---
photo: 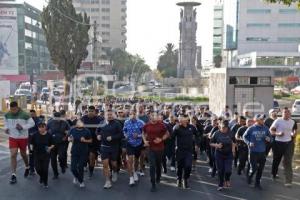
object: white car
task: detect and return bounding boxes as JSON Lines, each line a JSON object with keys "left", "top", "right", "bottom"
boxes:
{"left": 292, "top": 99, "right": 300, "bottom": 113}
{"left": 291, "top": 86, "right": 300, "bottom": 95}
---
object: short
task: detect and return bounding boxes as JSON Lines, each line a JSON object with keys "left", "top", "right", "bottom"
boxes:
{"left": 101, "top": 147, "right": 119, "bottom": 161}
{"left": 127, "top": 144, "right": 143, "bottom": 158}
{"left": 89, "top": 142, "right": 100, "bottom": 155}
{"left": 9, "top": 137, "right": 28, "bottom": 151}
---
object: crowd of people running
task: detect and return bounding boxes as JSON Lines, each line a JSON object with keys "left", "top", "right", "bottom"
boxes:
{"left": 3, "top": 98, "right": 298, "bottom": 192}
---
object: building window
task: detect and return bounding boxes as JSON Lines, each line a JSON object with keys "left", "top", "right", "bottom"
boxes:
{"left": 25, "top": 42, "right": 32, "bottom": 49}
{"left": 121, "top": 16, "right": 126, "bottom": 20}
{"left": 101, "top": 8, "right": 110, "bottom": 12}
{"left": 250, "top": 77, "right": 258, "bottom": 85}
{"left": 246, "top": 37, "right": 269, "bottom": 42}
{"left": 278, "top": 23, "right": 300, "bottom": 28}
{"left": 91, "top": 0, "right": 99, "bottom": 4}
{"left": 278, "top": 37, "right": 300, "bottom": 43}
{"left": 102, "top": 16, "right": 110, "bottom": 20}
{"left": 102, "top": 32, "right": 110, "bottom": 36}
{"left": 102, "top": 39, "right": 109, "bottom": 43}
{"left": 101, "top": 0, "right": 110, "bottom": 4}
{"left": 247, "top": 9, "right": 271, "bottom": 14}
{"left": 259, "top": 77, "right": 271, "bottom": 85}
{"left": 279, "top": 9, "right": 298, "bottom": 14}
{"left": 25, "top": 16, "right": 31, "bottom": 24}
{"left": 121, "top": 1, "right": 126, "bottom": 5}
{"left": 101, "top": 24, "right": 110, "bottom": 28}
{"left": 247, "top": 23, "right": 270, "bottom": 28}
{"left": 121, "top": 8, "right": 126, "bottom": 12}
{"left": 25, "top": 29, "right": 36, "bottom": 38}
{"left": 91, "top": 8, "right": 100, "bottom": 12}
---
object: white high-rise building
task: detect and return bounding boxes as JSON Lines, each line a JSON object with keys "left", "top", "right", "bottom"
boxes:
{"left": 73, "top": 0, "right": 127, "bottom": 63}
{"left": 237, "top": 0, "right": 300, "bottom": 54}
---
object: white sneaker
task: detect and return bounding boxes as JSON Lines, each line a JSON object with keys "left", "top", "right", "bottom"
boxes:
{"left": 170, "top": 166, "right": 176, "bottom": 172}
{"left": 129, "top": 177, "right": 135, "bottom": 186}
{"left": 73, "top": 178, "right": 78, "bottom": 185}
{"left": 139, "top": 171, "right": 145, "bottom": 176}
{"left": 104, "top": 180, "right": 112, "bottom": 189}
{"left": 208, "top": 168, "right": 213, "bottom": 173}
{"left": 133, "top": 172, "right": 139, "bottom": 182}
{"left": 79, "top": 182, "right": 85, "bottom": 188}
{"left": 111, "top": 172, "right": 118, "bottom": 183}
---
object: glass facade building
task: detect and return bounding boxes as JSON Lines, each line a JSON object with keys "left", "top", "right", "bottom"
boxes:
{"left": 0, "top": 1, "right": 51, "bottom": 75}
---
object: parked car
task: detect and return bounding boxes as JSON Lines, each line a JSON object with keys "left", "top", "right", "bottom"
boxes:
{"left": 52, "top": 90, "right": 61, "bottom": 103}
{"left": 41, "top": 87, "right": 50, "bottom": 101}
{"left": 292, "top": 99, "right": 300, "bottom": 114}
{"left": 14, "top": 89, "right": 32, "bottom": 103}
{"left": 290, "top": 86, "right": 300, "bottom": 95}
{"left": 274, "top": 86, "right": 290, "bottom": 96}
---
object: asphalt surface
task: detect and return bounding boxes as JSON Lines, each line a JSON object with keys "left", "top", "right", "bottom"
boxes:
{"left": 0, "top": 137, "right": 300, "bottom": 200}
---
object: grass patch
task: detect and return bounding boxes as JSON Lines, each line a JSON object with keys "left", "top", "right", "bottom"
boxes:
{"left": 143, "top": 96, "right": 209, "bottom": 103}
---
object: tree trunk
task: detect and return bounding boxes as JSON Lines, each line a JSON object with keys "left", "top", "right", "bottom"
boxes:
{"left": 63, "top": 77, "right": 71, "bottom": 111}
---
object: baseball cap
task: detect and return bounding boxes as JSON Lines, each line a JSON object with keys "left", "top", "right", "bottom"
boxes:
{"left": 254, "top": 114, "right": 266, "bottom": 120}
{"left": 269, "top": 109, "right": 276, "bottom": 115}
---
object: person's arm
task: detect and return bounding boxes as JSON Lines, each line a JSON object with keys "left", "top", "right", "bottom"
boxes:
{"left": 235, "top": 127, "right": 243, "bottom": 141}
{"left": 210, "top": 132, "right": 222, "bottom": 149}
{"left": 123, "top": 121, "right": 129, "bottom": 138}
{"left": 292, "top": 120, "right": 298, "bottom": 138}
{"left": 270, "top": 119, "right": 282, "bottom": 137}
{"left": 4, "top": 117, "right": 9, "bottom": 134}
{"left": 243, "top": 127, "right": 251, "bottom": 145}
{"left": 81, "top": 129, "right": 92, "bottom": 143}
{"left": 142, "top": 126, "right": 149, "bottom": 146}
{"left": 22, "top": 117, "right": 35, "bottom": 130}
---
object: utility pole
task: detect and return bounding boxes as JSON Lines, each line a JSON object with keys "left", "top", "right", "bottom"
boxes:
{"left": 92, "top": 20, "right": 97, "bottom": 97}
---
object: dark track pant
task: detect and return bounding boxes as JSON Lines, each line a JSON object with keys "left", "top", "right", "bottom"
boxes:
{"left": 148, "top": 150, "right": 163, "bottom": 187}
{"left": 162, "top": 141, "right": 175, "bottom": 171}
{"left": 35, "top": 157, "right": 50, "bottom": 185}
{"left": 249, "top": 152, "right": 266, "bottom": 185}
{"left": 237, "top": 146, "right": 248, "bottom": 174}
{"left": 176, "top": 150, "right": 193, "bottom": 180}
{"left": 50, "top": 143, "right": 67, "bottom": 176}
{"left": 215, "top": 151, "right": 233, "bottom": 187}
{"left": 272, "top": 141, "right": 294, "bottom": 184}
{"left": 71, "top": 154, "right": 87, "bottom": 183}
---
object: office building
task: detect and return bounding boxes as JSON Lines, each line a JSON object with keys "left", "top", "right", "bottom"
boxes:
{"left": 0, "top": 0, "right": 51, "bottom": 76}
{"left": 73, "top": 0, "right": 127, "bottom": 64}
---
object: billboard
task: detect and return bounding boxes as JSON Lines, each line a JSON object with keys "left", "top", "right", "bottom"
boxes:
{"left": 0, "top": 8, "right": 18, "bottom": 75}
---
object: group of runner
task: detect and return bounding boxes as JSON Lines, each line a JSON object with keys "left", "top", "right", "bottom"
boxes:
{"left": 3, "top": 99, "right": 298, "bottom": 192}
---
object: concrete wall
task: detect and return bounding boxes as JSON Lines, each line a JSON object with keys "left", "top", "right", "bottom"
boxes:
{"left": 209, "top": 68, "right": 274, "bottom": 116}
{"left": 209, "top": 68, "right": 227, "bottom": 115}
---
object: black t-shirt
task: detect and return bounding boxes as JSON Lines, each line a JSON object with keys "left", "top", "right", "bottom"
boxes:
{"left": 172, "top": 124, "right": 198, "bottom": 152}
{"left": 236, "top": 126, "right": 248, "bottom": 148}
{"left": 211, "top": 130, "right": 233, "bottom": 155}
{"left": 81, "top": 115, "right": 103, "bottom": 145}
{"left": 31, "top": 132, "right": 53, "bottom": 159}
{"left": 96, "top": 120, "right": 123, "bottom": 149}
{"left": 69, "top": 127, "right": 91, "bottom": 155}
{"left": 231, "top": 124, "right": 241, "bottom": 143}
{"left": 264, "top": 118, "right": 274, "bottom": 129}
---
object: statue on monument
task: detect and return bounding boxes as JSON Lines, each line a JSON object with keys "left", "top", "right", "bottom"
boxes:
{"left": 193, "top": 9, "right": 197, "bottom": 18}
{"left": 180, "top": 9, "right": 183, "bottom": 18}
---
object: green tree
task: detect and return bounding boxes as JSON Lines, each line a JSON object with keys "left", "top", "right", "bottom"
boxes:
{"left": 157, "top": 43, "right": 178, "bottom": 78}
{"left": 109, "top": 49, "right": 150, "bottom": 81}
{"left": 265, "top": 0, "right": 300, "bottom": 7}
{"left": 213, "top": 55, "right": 222, "bottom": 68}
{"left": 41, "top": 0, "right": 90, "bottom": 109}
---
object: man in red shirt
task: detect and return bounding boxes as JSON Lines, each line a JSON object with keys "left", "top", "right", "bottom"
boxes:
{"left": 143, "top": 112, "right": 169, "bottom": 192}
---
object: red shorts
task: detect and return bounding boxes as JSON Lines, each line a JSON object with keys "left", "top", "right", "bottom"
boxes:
{"left": 9, "top": 138, "right": 28, "bottom": 151}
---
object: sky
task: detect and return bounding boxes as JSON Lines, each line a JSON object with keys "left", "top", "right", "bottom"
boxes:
{"left": 25, "top": 0, "right": 214, "bottom": 69}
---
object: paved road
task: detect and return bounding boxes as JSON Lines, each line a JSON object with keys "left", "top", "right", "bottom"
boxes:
{"left": 0, "top": 140, "right": 299, "bottom": 200}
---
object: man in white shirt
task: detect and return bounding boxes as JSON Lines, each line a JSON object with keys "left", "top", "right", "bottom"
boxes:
{"left": 270, "top": 107, "right": 297, "bottom": 187}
